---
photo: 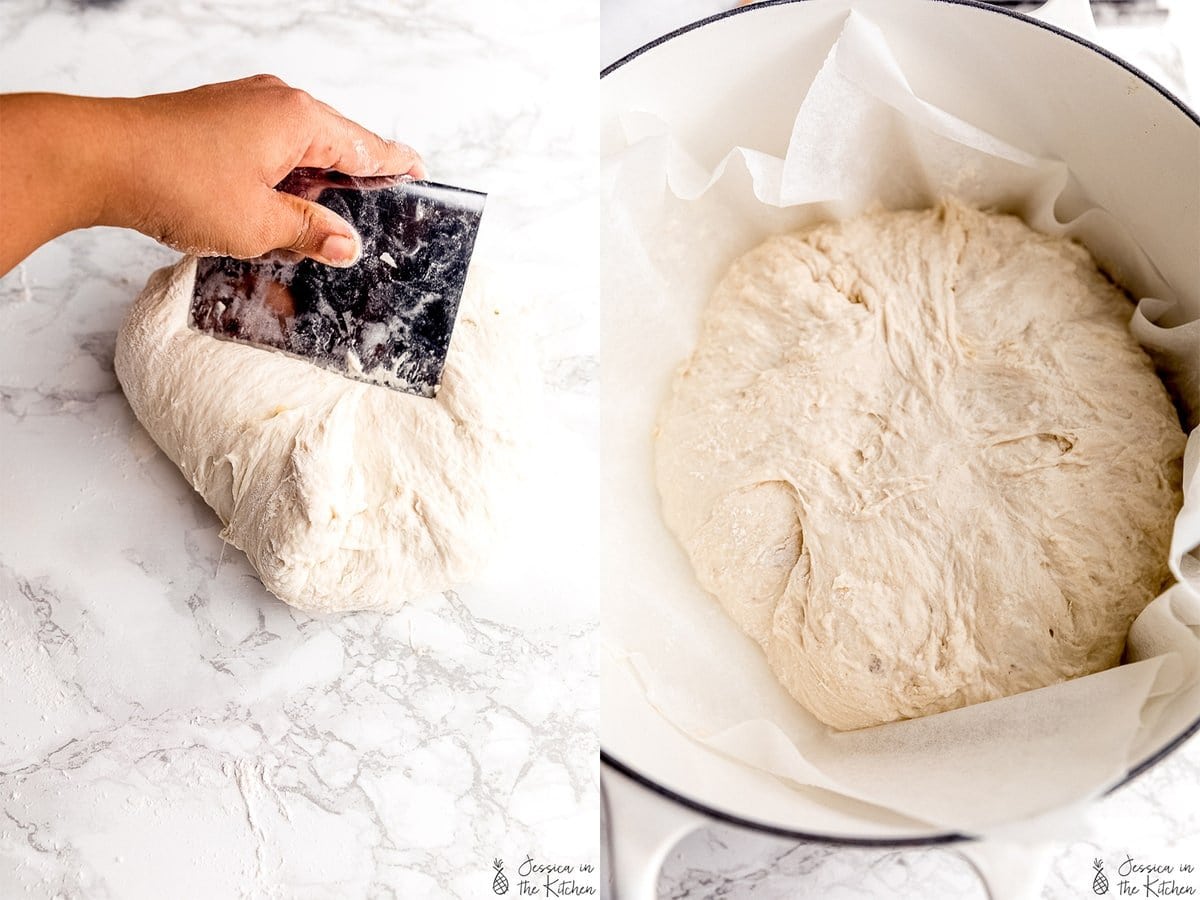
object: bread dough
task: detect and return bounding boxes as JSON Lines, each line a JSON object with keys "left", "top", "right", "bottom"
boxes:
{"left": 116, "top": 258, "right": 528, "bottom": 613}
{"left": 654, "top": 201, "right": 1185, "bottom": 731}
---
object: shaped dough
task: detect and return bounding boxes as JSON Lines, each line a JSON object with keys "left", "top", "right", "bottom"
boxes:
{"left": 654, "top": 201, "right": 1185, "bottom": 730}
{"left": 116, "top": 258, "right": 528, "bottom": 613}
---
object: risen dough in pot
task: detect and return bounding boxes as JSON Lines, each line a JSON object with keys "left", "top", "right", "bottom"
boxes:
{"left": 654, "top": 201, "right": 1185, "bottom": 731}
{"left": 116, "top": 258, "right": 528, "bottom": 613}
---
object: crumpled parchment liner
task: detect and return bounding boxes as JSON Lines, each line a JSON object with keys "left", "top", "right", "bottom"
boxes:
{"left": 601, "top": 9, "right": 1200, "bottom": 837}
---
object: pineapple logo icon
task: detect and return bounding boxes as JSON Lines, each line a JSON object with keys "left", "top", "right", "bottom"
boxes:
{"left": 492, "top": 858, "right": 509, "bottom": 895}
{"left": 1092, "top": 858, "right": 1109, "bottom": 895}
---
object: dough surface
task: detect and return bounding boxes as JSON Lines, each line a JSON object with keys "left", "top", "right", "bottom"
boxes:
{"left": 654, "top": 201, "right": 1185, "bottom": 731}
{"left": 116, "top": 258, "right": 528, "bottom": 613}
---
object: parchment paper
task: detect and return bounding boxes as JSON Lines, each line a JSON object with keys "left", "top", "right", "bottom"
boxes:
{"left": 601, "top": 8, "right": 1200, "bottom": 837}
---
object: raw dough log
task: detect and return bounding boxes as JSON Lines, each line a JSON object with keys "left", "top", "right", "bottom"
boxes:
{"left": 116, "top": 258, "right": 528, "bottom": 613}
{"left": 654, "top": 201, "right": 1185, "bottom": 730}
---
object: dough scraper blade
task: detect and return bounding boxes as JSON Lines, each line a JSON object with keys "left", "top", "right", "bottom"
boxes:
{"left": 189, "top": 168, "right": 486, "bottom": 398}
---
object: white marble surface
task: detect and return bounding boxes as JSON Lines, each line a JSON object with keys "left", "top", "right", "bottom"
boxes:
{"left": 599, "top": 1, "right": 1200, "bottom": 898}
{"left": 0, "top": 1, "right": 598, "bottom": 898}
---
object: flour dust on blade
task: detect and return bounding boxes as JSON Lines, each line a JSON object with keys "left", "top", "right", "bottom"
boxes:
{"left": 189, "top": 167, "right": 486, "bottom": 398}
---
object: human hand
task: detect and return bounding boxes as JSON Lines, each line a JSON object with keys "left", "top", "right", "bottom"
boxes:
{"left": 105, "top": 75, "right": 425, "bottom": 266}
{"left": 0, "top": 76, "right": 424, "bottom": 275}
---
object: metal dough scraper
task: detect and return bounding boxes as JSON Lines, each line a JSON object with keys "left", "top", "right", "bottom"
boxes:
{"left": 189, "top": 168, "right": 486, "bottom": 398}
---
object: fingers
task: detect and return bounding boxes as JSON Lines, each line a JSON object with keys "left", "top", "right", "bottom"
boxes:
{"left": 298, "top": 106, "right": 427, "bottom": 180}
{"left": 256, "top": 189, "right": 361, "bottom": 267}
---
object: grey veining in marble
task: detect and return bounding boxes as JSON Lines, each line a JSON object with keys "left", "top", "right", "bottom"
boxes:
{"left": 0, "top": 1, "right": 599, "bottom": 898}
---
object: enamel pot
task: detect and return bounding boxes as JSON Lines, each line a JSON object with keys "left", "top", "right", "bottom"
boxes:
{"left": 599, "top": 1, "right": 1200, "bottom": 898}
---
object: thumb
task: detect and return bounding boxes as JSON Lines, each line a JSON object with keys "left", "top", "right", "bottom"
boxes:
{"left": 260, "top": 191, "right": 361, "bottom": 267}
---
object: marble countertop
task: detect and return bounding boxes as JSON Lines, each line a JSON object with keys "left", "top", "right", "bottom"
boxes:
{"left": 0, "top": 2, "right": 598, "bottom": 898}
{"left": 600, "top": 1, "right": 1200, "bottom": 898}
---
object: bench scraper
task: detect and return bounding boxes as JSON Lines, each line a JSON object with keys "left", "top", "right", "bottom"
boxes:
{"left": 189, "top": 168, "right": 486, "bottom": 398}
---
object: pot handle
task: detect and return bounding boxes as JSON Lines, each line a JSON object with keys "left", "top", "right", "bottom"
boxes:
{"left": 957, "top": 841, "right": 1057, "bottom": 900}
{"left": 601, "top": 765, "right": 709, "bottom": 900}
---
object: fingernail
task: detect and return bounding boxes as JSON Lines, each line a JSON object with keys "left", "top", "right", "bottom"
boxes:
{"left": 319, "top": 234, "right": 360, "bottom": 267}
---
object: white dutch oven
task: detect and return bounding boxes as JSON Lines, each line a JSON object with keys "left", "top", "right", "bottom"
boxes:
{"left": 600, "top": 1, "right": 1200, "bottom": 897}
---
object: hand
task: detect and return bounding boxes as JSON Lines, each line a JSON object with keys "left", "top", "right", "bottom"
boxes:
{"left": 0, "top": 76, "right": 426, "bottom": 275}
{"left": 105, "top": 75, "right": 426, "bottom": 265}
